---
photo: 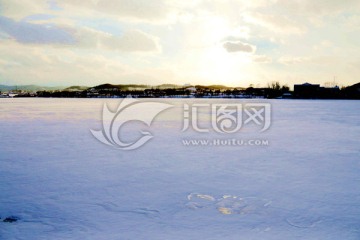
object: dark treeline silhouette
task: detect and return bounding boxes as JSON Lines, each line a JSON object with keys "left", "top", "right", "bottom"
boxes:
{"left": 294, "top": 82, "right": 360, "bottom": 99}
{"left": 2, "top": 82, "right": 359, "bottom": 99}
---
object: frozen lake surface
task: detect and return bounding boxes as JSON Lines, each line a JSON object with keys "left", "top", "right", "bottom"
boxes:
{"left": 0, "top": 98, "right": 360, "bottom": 239}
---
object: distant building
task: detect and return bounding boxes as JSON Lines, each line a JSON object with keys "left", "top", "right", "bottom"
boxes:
{"left": 294, "top": 82, "right": 340, "bottom": 99}
{"left": 294, "top": 83, "right": 321, "bottom": 98}
{"left": 319, "top": 85, "right": 340, "bottom": 98}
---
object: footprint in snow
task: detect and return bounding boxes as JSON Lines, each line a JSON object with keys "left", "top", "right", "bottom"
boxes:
{"left": 186, "top": 193, "right": 271, "bottom": 215}
{"left": 286, "top": 214, "right": 323, "bottom": 228}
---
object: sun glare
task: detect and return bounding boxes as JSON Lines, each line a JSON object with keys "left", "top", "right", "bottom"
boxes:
{"left": 197, "top": 45, "right": 252, "bottom": 86}
{"left": 189, "top": 15, "right": 254, "bottom": 86}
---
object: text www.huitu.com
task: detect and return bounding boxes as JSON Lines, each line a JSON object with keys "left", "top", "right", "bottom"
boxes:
{"left": 182, "top": 139, "right": 269, "bottom": 147}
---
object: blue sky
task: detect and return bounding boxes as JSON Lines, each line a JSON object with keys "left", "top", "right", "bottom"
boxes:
{"left": 0, "top": 0, "right": 359, "bottom": 87}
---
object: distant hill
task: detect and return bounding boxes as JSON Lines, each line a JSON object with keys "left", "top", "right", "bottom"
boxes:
{"left": 348, "top": 82, "right": 360, "bottom": 89}
{"left": 343, "top": 82, "right": 360, "bottom": 99}
{"left": 0, "top": 85, "right": 64, "bottom": 92}
{"left": 92, "top": 84, "right": 241, "bottom": 91}
{"left": 0, "top": 83, "right": 249, "bottom": 92}
{"left": 92, "top": 84, "right": 151, "bottom": 90}
{"left": 119, "top": 84, "right": 150, "bottom": 90}
{"left": 155, "top": 84, "right": 182, "bottom": 89}
{"left": 63, "top": 86, "right": 89, "bottom": 91}
{"left": 195, "top": 85, "right": 234, "bottom": 90}
{"left": 92, "top": 83, "right": 118, "bottom": 90}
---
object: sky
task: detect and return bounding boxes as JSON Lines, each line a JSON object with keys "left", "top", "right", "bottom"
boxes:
{"left": 0, "top": 0, "right": 360, "bottom": 88}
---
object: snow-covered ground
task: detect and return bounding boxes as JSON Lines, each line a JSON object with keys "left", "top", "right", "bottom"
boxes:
{"left": 1, "top": 98, "right": 360, "bottom": 240}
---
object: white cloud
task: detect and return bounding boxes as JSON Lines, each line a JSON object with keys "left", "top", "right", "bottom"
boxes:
{"left": 242, "top": 12, "right": 306, "bottom": 35}
{"left": 252, "top": 55, "right": 272, "bottom": 63}
{"left": 101, "top": 30, "right": 161, "bottom": 52}
{"left": 278, "top": 56, "right": 338, "bottom": 66}
{"left": 0, "top": 40, "right": 165, "bottom": 86}
{"left": 274, "top": 0, "right": 360, "bottom": 16}
{"left": 55, "top": 0, "right": 177, "bottom": 23}
{"left": 0, "top": 0, "right": 48, "bottom": 20}
{"left": 72, "top": 27, "right": 160, "bottom": 52}
{"left": 0, "top": 0, "right": 180, "bottom": 24}
{"left": 223, "top": 41, "right": 256, "bottom": 53}
{"left": 97, "top": 0, "right": 169, "bottom": 21}
{"left": 342, "top": 15, "right": 360, "bottom": 31}
{"left": 278, "top": 56, "right": 309, "bottom": 65}
{"left": 0, "top": 0, "right": 360, "bottom": 87}
{"left": 0, "top": 17, "right": 160, "bottom": 53}
{"left": 0, "top": 16, "right": 75, "bottom": 45}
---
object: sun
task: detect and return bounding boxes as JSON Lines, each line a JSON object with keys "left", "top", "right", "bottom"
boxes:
{"left": 197, "top": 45, "right": 253, "bottom": 86}
{"left": 174, "top": 15, "right": 256, "bottom": 87}
{"left": 184, "top": 16, "right": 254, "bottom": 86}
